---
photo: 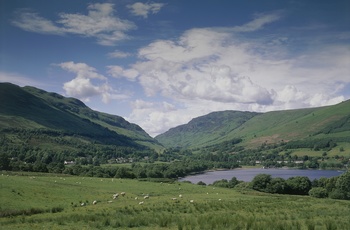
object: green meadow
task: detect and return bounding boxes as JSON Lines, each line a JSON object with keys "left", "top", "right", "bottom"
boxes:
{"left": 1, "top": 172, "right": 349, "bottom": 229}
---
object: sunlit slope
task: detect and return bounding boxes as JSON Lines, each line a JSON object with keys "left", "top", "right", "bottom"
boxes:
{"left": 155, "top": 111, "right": 259, "bottom": 148}
{"left": 156, "top": 100, "right": 350, "bottom": 148}
{"left": 0, "top": 82, "right": 162, "bottom": 150}
{"left": 232, "top": 100, "right": 350, "bottom": 146}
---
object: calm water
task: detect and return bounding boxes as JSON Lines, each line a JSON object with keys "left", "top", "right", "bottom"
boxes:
{"left": 179, "top": 168, "right": 344, "bottom": 184}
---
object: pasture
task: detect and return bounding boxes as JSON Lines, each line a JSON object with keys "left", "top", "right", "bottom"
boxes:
{"left": 1, "top": 172, "right": 350, "bottom": 229}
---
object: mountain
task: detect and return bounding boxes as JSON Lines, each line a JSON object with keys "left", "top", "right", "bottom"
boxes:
{"left": 156, "top": 111, "right": 260, "bottom": 148}
{"left": 0, "top": 83, "right": 163, "bottom": 153}
{"left": 155, "top": 100, "right": 350, "bottom": 149}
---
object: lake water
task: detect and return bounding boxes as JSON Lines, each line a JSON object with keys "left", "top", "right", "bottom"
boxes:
{"left": 179, "top": 168, "right": 344, "bottom": 184}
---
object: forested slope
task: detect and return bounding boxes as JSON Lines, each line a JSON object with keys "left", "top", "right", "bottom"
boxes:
{"left": 0, "top": 83, "right": 163, "bottom": 170}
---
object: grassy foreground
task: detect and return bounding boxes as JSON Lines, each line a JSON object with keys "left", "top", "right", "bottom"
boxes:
{"left": 1, "top": 172, "right": 350, "bottom": 230}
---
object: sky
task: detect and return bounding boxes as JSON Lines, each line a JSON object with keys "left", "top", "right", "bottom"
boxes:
{"left": 1, "top": 0, "right": 350, "bottom": 137}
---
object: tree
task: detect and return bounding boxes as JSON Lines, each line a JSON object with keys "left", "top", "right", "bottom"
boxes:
{"left": 286, "top": 176, "right": 311, "bottom": 195}
{"left": 268, "top": 177, "right": 286, "bottom": 194}
{"left": 228, "top": 177, "right": 241, "bottom": 188}
{"left": 251, "top": 174, "right": 272, "bottom": 192}
{"left": 333, "top": 171, "right": 350, "bottom": 200}
{"left": 0, "top": 152, "right": 11, "bottom": 170}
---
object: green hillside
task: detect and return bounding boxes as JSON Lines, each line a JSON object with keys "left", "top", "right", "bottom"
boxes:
{"left": 156, "top": 100, "right": 350, "bottom": 149}
{"left": 156, "top": 111, "right": 259, "bottom": 148}
{"left": 0, "top": 83, "right": 163, "bottom": 165}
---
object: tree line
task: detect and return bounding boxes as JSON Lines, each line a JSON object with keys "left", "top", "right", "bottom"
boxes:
{"left": 207, "top": 171, "right": 350, "bottom": 201}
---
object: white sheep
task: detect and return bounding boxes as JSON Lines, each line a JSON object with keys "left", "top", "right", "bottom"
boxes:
{"left": 179, "top": 194, "right": 183, "bottom": 198}
{"left": 171, "top": 198, "right": 177, "bottom": 200}
{"left": 121, "top": 192, "right": 126, "bottom": 197}
{"left": 144, "top": 195, "right": 149, "bottom": 199}
{"left": 81, "top": 202, "right": 85, "bottom": 206}
{"left": 93, "top": 200, "right": 97, "bottom": 205}
{"left": 113, "top": 193, "right": 119, "bottom": 199}
{"left": 190, "top": 200, "right": 194, "bottom": 203}
{"left": 139, "top": 201, "right": 144, "bottom": 205}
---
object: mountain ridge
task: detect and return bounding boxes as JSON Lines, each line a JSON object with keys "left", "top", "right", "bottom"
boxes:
{"left": 0, "top": 82, "right": 162, "bottom": 151}
{"left": 156, "top": 100, "right": 350, "bottom": 149}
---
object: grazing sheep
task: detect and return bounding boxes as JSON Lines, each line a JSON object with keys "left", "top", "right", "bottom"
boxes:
{"left": 190, "top": 200, "right": 194, "bottom": 203}
{"left": 179, "top": 194, "right": 183, "bottom": 198}
{"left": 113, "top": 193, "right": 119, "bottom": 199}
{"left": 107, "top": 201, "right": 113, "bottom": 203}
{"left": 81, "top": 202, "right": 85, "bottom": 206}
{"left": 139, "top": 201, "right": 144, "bottom": 205}
{"left": 144, "top": 195, "right": 149, "bottom": 199}
{"left": 218, "top": 199, "right": 222, "bottom": 201}
{"left": 171, "top": 198, "right": 177, "bottom": 200}
{"left": 93, "top": 200, "right": 97, "bottom": 205}
{"left": 121, "top": 192, "right": 126, "bottom": 197}
{"left": 135, "top": 197, "right": 138, "bottom": 200}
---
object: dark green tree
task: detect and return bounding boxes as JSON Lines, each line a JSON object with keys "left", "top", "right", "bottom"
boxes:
{"left": 0, "top": 152, "right": 11, "bottom": 170}
{"left": 251, "top": 174, "right": 272, "bottom": 192}
{"left": 286, "top": 176, "right": 311, "bottom": 195}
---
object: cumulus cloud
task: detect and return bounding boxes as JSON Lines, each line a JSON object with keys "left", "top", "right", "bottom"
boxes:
{"left": 57, "top": 62, "right": 128, "bottom": 102}
{"left": 12, "top": 3, "right": 135, "bottom": 46}
{"left": 127, "top": 2, "right": 165, "bottom": 18}
{"left": 123, "top": 22, "right": 349, "bottom": 135}
{"left": 107, "top": 65, "right": 139, "bottom": 81}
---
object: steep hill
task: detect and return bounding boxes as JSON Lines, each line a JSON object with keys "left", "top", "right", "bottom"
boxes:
{"left": 156, "top": 111, "right": 259, "bottom": 148}
{"left": 156, "top": 100, "right": 350, "bottom": 149}
{"left": 0, "top": 83, "right": 163, "bottom": 154}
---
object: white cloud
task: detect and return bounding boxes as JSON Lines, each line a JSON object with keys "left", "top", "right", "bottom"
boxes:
{"left": 124, "top": 21, "right": 349, "bottom": 135}
{"left": 12, "top": 3, "right": 135, "bottom": 46}
{"left": 107, "top": 65, "right": 139, "bottom": 81}
{"left": 231, "top": 12, "right": 281, "bottom": 32}
{"left": 58, "top": 62, "right": 106, "bottom": 80}
{"left": 127, "top": 2, "right": 165, "bottom": 18}
{"left": 57, "top": 62, "right": 129, "bottom": 102}
{"left": 108, "top": 50, "right": 132, "bottom": 58}
{"left": 12, "top": 10, "right": 64, "bottom": 35}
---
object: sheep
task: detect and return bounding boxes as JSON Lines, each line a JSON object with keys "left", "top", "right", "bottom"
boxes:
{"left": 144, "top": 195, "right": 149, "bottom": 199}
{"left": 113, "top": 193, "right": 119, "bottom": 199}
{"left": 139, "top": 201, "right": 144, "bottom": 205}
{"left": 190, "top": 200, "right": 194, "bottom": 203}
{"left": 179, "top": 194, "right": 183, "bottom": 198}
{"left": 135, "top": 197, "right": 138, "bottom": 200}
{"left": 171, "top": 198, "right": 177, "bottom": 200}
{"left": 107, "top": 201, "right": 113, "bottom": 204}
{"left": 121, "top": 192, "right": 126, "bottom": 197}
{"left": 81, "top": 202, "right": 85, "bottom": 206}
{"left": 93, "top": 200, "right": 97, "bottom": 205}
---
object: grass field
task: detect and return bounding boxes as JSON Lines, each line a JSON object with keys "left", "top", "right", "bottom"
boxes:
{"left": 1, "top": 172, "right": 350, "bottom": 229}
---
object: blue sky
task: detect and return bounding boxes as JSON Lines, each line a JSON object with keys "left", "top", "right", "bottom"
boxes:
{"left": 1, "top": 0, "right": 350, "bottom": 136}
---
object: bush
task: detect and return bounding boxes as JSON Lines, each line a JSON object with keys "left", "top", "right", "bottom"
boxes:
{"left": 309, "top": 187, "right": 328, "bottom": 198}
{"left": 329, "top": 189, "right": 347, "bottom": 200}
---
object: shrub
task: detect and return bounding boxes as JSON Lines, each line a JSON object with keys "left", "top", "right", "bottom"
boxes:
{"left": 309, "top": 187, "right": 328, "bottom": 198}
